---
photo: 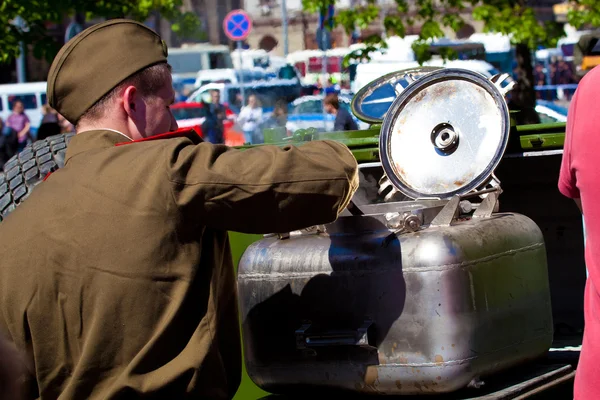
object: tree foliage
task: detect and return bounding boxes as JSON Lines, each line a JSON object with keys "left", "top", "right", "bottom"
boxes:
{"left": 567, "top": 0, "right": 600, "bottom": 28}
{"left": 0, "top": 0, "right": 202, "bottom": 63}
{"left": 302, "top": 0, "right": 571, "bottom": 65}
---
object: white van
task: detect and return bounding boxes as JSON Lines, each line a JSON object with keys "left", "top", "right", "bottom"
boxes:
{"left": 168, "top": 44, "right": 234, "bottom": 81}
{"left": 0, "top": 82, "right": 47, "bottom": 136}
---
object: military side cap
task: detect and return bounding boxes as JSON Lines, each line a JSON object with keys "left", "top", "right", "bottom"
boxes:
{"left": 47, "top": 19, "right": 168, "bottom": 123}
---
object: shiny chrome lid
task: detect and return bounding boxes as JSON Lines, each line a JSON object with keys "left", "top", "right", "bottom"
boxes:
{"left": 379, "top": 68, "right": 514, "bottom": 200}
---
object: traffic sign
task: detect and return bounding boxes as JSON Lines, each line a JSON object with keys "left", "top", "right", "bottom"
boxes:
{"left": 223, "top": 9, "right": 253, "bottom": 42}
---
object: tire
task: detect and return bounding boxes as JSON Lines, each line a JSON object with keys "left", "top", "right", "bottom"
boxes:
{"left": 0, "top": 133, "right": 75, "bottom": 221}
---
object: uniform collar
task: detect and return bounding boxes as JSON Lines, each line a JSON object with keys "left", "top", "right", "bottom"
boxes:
{"left": 65, "top": 129, "right": 131, "bottom": 163}
{"left": 65, "top": 127, "right": 204, "bottom": 164}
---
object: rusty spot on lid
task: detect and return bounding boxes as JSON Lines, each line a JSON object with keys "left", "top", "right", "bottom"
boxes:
{"left": 395, "top": 380, "right": 403, "bottom": 390}
{"left": 435, "top": 355, "right": 444, "bottom": 364}
{"left": 452, "top": 344, "right": 456, "bottom": 347}
{"left": 454, "top": 180, "right": 464, "bottom": 186}
{"left": 441, "top": 346, "right": 445, "bottom": 350}
{"left": 397, "top": 167, "right": 406, "bottom": 179}
{"left": 437, "top": 376, "right": 442, "bottom": 381}
{"left": 432, "top": 82, "right": 458, "bottom": 98}
{"left": 413, "top": 90, "right": 427, "bottom": 103}
{"left": 378, "top": 353, "right": 387, "bottom": 365}
{"left": 414, "top": 382, "right": 423, "bottom": 391}
{"left": 399, "top": 356, "right": 408, "bottom": 364}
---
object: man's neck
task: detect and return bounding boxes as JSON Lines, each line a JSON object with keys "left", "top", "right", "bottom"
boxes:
{"left": 76, "top": 123, "right": 132, "bottom": 141}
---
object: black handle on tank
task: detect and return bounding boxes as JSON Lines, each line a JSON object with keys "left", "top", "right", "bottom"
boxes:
{"left": 295, "top": 320, "right": 373, "bottom": 350}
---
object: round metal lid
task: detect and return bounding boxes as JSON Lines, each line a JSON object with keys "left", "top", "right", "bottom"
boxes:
{"left": 351, "top": 67, "right": 442, "bottom": 124}
{"left": 379, "top": 68, "right": 511, "bottom": 200}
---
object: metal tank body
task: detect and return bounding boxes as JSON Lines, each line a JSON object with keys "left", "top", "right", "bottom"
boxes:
{"left": 237, "top": 208, "right": 553, "bottom": 395}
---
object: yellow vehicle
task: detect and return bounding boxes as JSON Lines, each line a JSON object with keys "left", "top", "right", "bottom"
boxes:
{"left": 573, "top": 31, "right": 600, "bottom": 77}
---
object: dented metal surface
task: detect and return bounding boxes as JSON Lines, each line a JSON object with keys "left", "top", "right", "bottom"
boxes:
{"left": 237, "top": 206, "right": 553, "bottom": 395}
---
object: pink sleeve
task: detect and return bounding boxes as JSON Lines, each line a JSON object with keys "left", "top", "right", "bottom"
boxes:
{"left": 558, "top": 89, "right": 580, "bottom": 199}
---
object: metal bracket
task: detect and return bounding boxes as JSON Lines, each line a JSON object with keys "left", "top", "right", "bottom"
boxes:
{"left": 385, "top": 211, "right": 422, "bottom": 232}
{"left": 430, "top": 186, "right": 502, "bottom": 227}
{"left": 473, "top": 191, "right": 499, "bottom": 219}
{"left": 430, "top": 195, "right": 461, "bottom": 227}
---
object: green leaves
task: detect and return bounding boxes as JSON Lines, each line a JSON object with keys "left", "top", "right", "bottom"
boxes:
{"left": 567, "top": 0, "right": 600, "bottom": 29}
{"left": 0, "top": 0, "right": 203, "bottom": 64}
{"left": 472, "top": 3, "right": 564, "bottom": 49}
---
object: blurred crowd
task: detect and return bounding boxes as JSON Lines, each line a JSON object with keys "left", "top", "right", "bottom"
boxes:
{"left": 0, "top": 101, "right": 74, "bottom": 169}
{"left": 533, "top": 58, "right": 578, "bottom": 101}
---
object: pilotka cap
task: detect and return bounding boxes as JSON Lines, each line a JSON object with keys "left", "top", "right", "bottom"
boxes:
{"left": 47, "top": 19, "right": 169, "bottom": 124}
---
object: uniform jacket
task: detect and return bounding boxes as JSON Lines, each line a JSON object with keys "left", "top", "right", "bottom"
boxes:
{"left": 0, "top": 129, "right": 358, "bottom": 399}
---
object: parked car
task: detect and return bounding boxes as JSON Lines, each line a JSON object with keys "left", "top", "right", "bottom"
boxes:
{"left": 170, "top": 102, "right": 245, "bottom": 146}
{"left": 286, "top": 95, "right": 370, "bottom": 133}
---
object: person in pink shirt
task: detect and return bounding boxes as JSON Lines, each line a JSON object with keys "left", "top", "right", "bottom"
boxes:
{"left": 6, "top": 100, "right": 31, "bottom": 151}
{"left": 559, "top": 65, "right": 600, "bottom": 399}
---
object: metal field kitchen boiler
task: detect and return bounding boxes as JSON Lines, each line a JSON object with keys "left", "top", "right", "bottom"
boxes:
{"left": 237, "top": 69, "right": 554, "bottom": 395}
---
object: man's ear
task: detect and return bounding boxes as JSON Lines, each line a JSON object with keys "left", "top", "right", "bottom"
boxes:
{"left": 122, "top": 86, "right": 141, "bottom": 119}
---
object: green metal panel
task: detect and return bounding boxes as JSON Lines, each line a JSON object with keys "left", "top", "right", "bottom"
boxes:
{"left": 520, "top": 133, "right": 565, "bottom": 150}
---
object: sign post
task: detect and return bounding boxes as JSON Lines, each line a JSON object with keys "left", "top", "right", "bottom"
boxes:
{"left": 223, "top": 9, "right": 253, "bottom": 109}
{"left": 319, "top": 5, "right": 334, "bottom": 130}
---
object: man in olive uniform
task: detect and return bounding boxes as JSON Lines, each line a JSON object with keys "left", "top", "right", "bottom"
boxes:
{"left": 0, "top": 19, "right": 358, "bottom": 399}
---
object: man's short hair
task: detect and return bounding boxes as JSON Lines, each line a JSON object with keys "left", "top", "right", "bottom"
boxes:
{"left": 324, "top": 94, "right": 340, "bottom": 110}
{"left": 77, "top": 62, "right": 171, "bottom": 127}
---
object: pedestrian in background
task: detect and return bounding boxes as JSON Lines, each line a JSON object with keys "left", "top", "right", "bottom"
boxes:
{"left": 6, "top": 100, "right": 31, "bottom": 151}
{"left": 324, "top": 94, "right": 358, "bottom": 132}
{"left": 202, "top": 89, "right": 227, "bottom": 144}
{"left": 0, "top": 118, "right": 18, "bottom": 169}
{"left": 237, "top": 94, "right": 263, "bottom": 144}
{"left": 37, "top": 104, "right": 61, "bottom": 141}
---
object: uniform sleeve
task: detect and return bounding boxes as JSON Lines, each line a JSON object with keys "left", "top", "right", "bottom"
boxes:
{"left": 165, "top": 140, "right": 359, "bottom": 234}
{"left": 558, "top": 89, "right": 580, "bottom": 199}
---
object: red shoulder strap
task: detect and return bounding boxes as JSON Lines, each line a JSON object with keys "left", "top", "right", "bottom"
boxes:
{"left": 115, "top": 126, "right": 203, "bottom": 147}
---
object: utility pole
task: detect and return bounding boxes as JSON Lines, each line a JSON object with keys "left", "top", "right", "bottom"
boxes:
{"left": 281, "top": 0, "right": 289, "bottom": 56}
{"left": 14, "top": 16, "right": 27, "bottom": 83}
